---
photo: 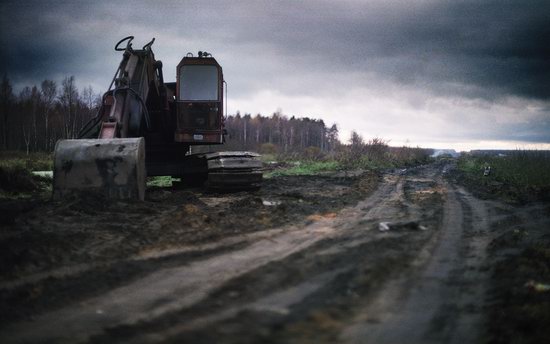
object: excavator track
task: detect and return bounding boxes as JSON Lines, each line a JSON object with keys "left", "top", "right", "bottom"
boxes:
{"left": 204, "top": 152, "right": 263, "bottom": 191}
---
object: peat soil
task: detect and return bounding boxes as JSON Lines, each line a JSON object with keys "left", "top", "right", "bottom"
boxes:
{"left": 0, "top": 162, "right": 548, "bottom": 343}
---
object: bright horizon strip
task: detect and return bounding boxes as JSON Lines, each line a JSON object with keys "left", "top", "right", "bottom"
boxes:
{"left": 387, "top": 139, "right": 550, "bottom": 152}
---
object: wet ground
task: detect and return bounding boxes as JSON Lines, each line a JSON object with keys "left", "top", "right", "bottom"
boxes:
{"left": 1, "top": 162, "right": 549, "bottom": 343}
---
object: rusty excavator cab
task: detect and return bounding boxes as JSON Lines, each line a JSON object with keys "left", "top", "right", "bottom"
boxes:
{"left": 53, "top": 37, "right": 262, "bottom": 200}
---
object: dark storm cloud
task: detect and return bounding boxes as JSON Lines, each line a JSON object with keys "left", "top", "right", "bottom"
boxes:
{"left": 222, "top": 0, "right": 550, "bottom": 100}
{"left": 1, "top": 0, "right": 548, "bottom": 99}
{"left": 0, "top": 0, "right": 109, "bottom": 86}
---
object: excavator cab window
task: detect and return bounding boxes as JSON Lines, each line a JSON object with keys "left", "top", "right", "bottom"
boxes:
{"left": 179, "top": 65, "right": 219, "bottom": 101}
{"left": 174, "top": 56, "right": 224, "bottom": 143}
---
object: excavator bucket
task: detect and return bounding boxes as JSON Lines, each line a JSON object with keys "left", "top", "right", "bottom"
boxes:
{"left": 53, "top": 138, "right": 146, "bottom": 200}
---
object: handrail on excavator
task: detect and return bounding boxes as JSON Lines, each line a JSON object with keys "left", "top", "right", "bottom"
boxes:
{"left": 115, "top": 36, "right": 134, "bottom": 51}
{"left": 142, "top": 38, "right": 155, "bottom": 50}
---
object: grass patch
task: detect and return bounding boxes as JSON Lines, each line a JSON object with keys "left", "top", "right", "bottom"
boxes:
{"left": 267, "top": 161, "right": 341, "bottom": 177}
{"left": 0, "top": 152, "right": 53, "bottom": 197}
{"left": 349, "top": 155, "right": 397, "bottom": 170}
{"left": 259, "top": 153, "right": 277, "bottom": 163}
{"left": 459, "top": 151, "right": 550, "bottom": 187}
{"left": 457, "top": 151, "right": 550, "bottom": 202}
{"left": 266, "top": 145, "right": 432, "bottom": 178}
{"left": 146, "top": 176, "right": 179, "bottom": 188}
{"left": 488, "top": 239, "right": 550, "bottom": 344}
{"left": 0, "top": 151, "right": 53, "bottom": 171}
{"left": 0, "top": 164, "right": 40, "bottom": 193}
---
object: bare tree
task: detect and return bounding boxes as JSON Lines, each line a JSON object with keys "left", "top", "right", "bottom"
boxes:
{"left": 326, "top": 124, "right": 339, "bottom": 151}
{"left": 41, "top": 79, "right": 57, "bottom": 151}
{"left": 29, "top": 86, "right": 41, "bottom": 151}
{"left": 59, "top": 76, "right": 79, "bottom": 139}
{"left": 349, "top": 130, "right": 365, "bottom": 160}
{"left": 18, "top": 87, "right": 33, "bottom": 154}
{"left": 0, "top": 74, "right": 14, "bottom": 149}
{"left": 82, "top": 85, "right": 101, "bottom": 112}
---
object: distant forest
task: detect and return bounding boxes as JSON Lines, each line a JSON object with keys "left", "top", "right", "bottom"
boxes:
{"left": 0, "top": 75, "right": 339, "bottom": 154}
{"left": 223, "top": 113, "right": 338, "bottom": 153}
{"left": 0, "top": 75, "right": 99, "bottom": 153}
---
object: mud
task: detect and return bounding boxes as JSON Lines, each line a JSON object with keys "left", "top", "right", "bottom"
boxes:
{"left": 0, "top": 163, "right": 548, "bottom": 343}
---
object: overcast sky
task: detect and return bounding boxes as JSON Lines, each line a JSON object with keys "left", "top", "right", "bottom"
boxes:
{"left": 1, "top": 0, "right": 549, "bottom": 150}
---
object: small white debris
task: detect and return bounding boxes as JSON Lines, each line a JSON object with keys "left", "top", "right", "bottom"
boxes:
{"left": 96, "top": 309, "right": 104, "bottom": 314}
{"left": 379, "top": 221, "right": 427, "bottom": 231}
{"left": 32, "top": 171, "right": 53, "bottom": 178}
{"left": 262, "top": 200, "right": 282, "bottom": 206}
{"left": 379, "top": 222, "right": 391, "bottom": 231}
{"left": 483, "top": 166, "right": 491, "bottom": 176}
{"left": 251, "top": 305, "right": 290, "bottom": 315}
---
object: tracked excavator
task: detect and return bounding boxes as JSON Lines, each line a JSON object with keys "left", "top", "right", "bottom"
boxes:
{"left": 53, "top": 36, "right": 262, "bottom": 200}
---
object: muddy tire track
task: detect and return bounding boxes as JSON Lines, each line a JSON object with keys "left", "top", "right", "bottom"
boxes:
{"left": 341, "top": 183, "right": 490, "bottom": 344}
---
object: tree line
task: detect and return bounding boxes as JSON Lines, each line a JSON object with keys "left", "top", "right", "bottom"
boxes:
{"left": 0, "top": 75, "right": 340, "bottom": 154}
{"left": 223, "top": 111, "right": 339, "bottom": 153}
{"left": 0, "top": 75, "right": 100, "bottom": 153}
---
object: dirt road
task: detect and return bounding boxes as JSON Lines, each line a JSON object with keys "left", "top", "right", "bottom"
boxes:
{"left": 1, "top": 162, "right": 548, "bottom": 343}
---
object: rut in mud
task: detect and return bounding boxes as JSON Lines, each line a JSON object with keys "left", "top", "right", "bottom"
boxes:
{"left": 1, "top": 163, "right": 548, "bottom": 343}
